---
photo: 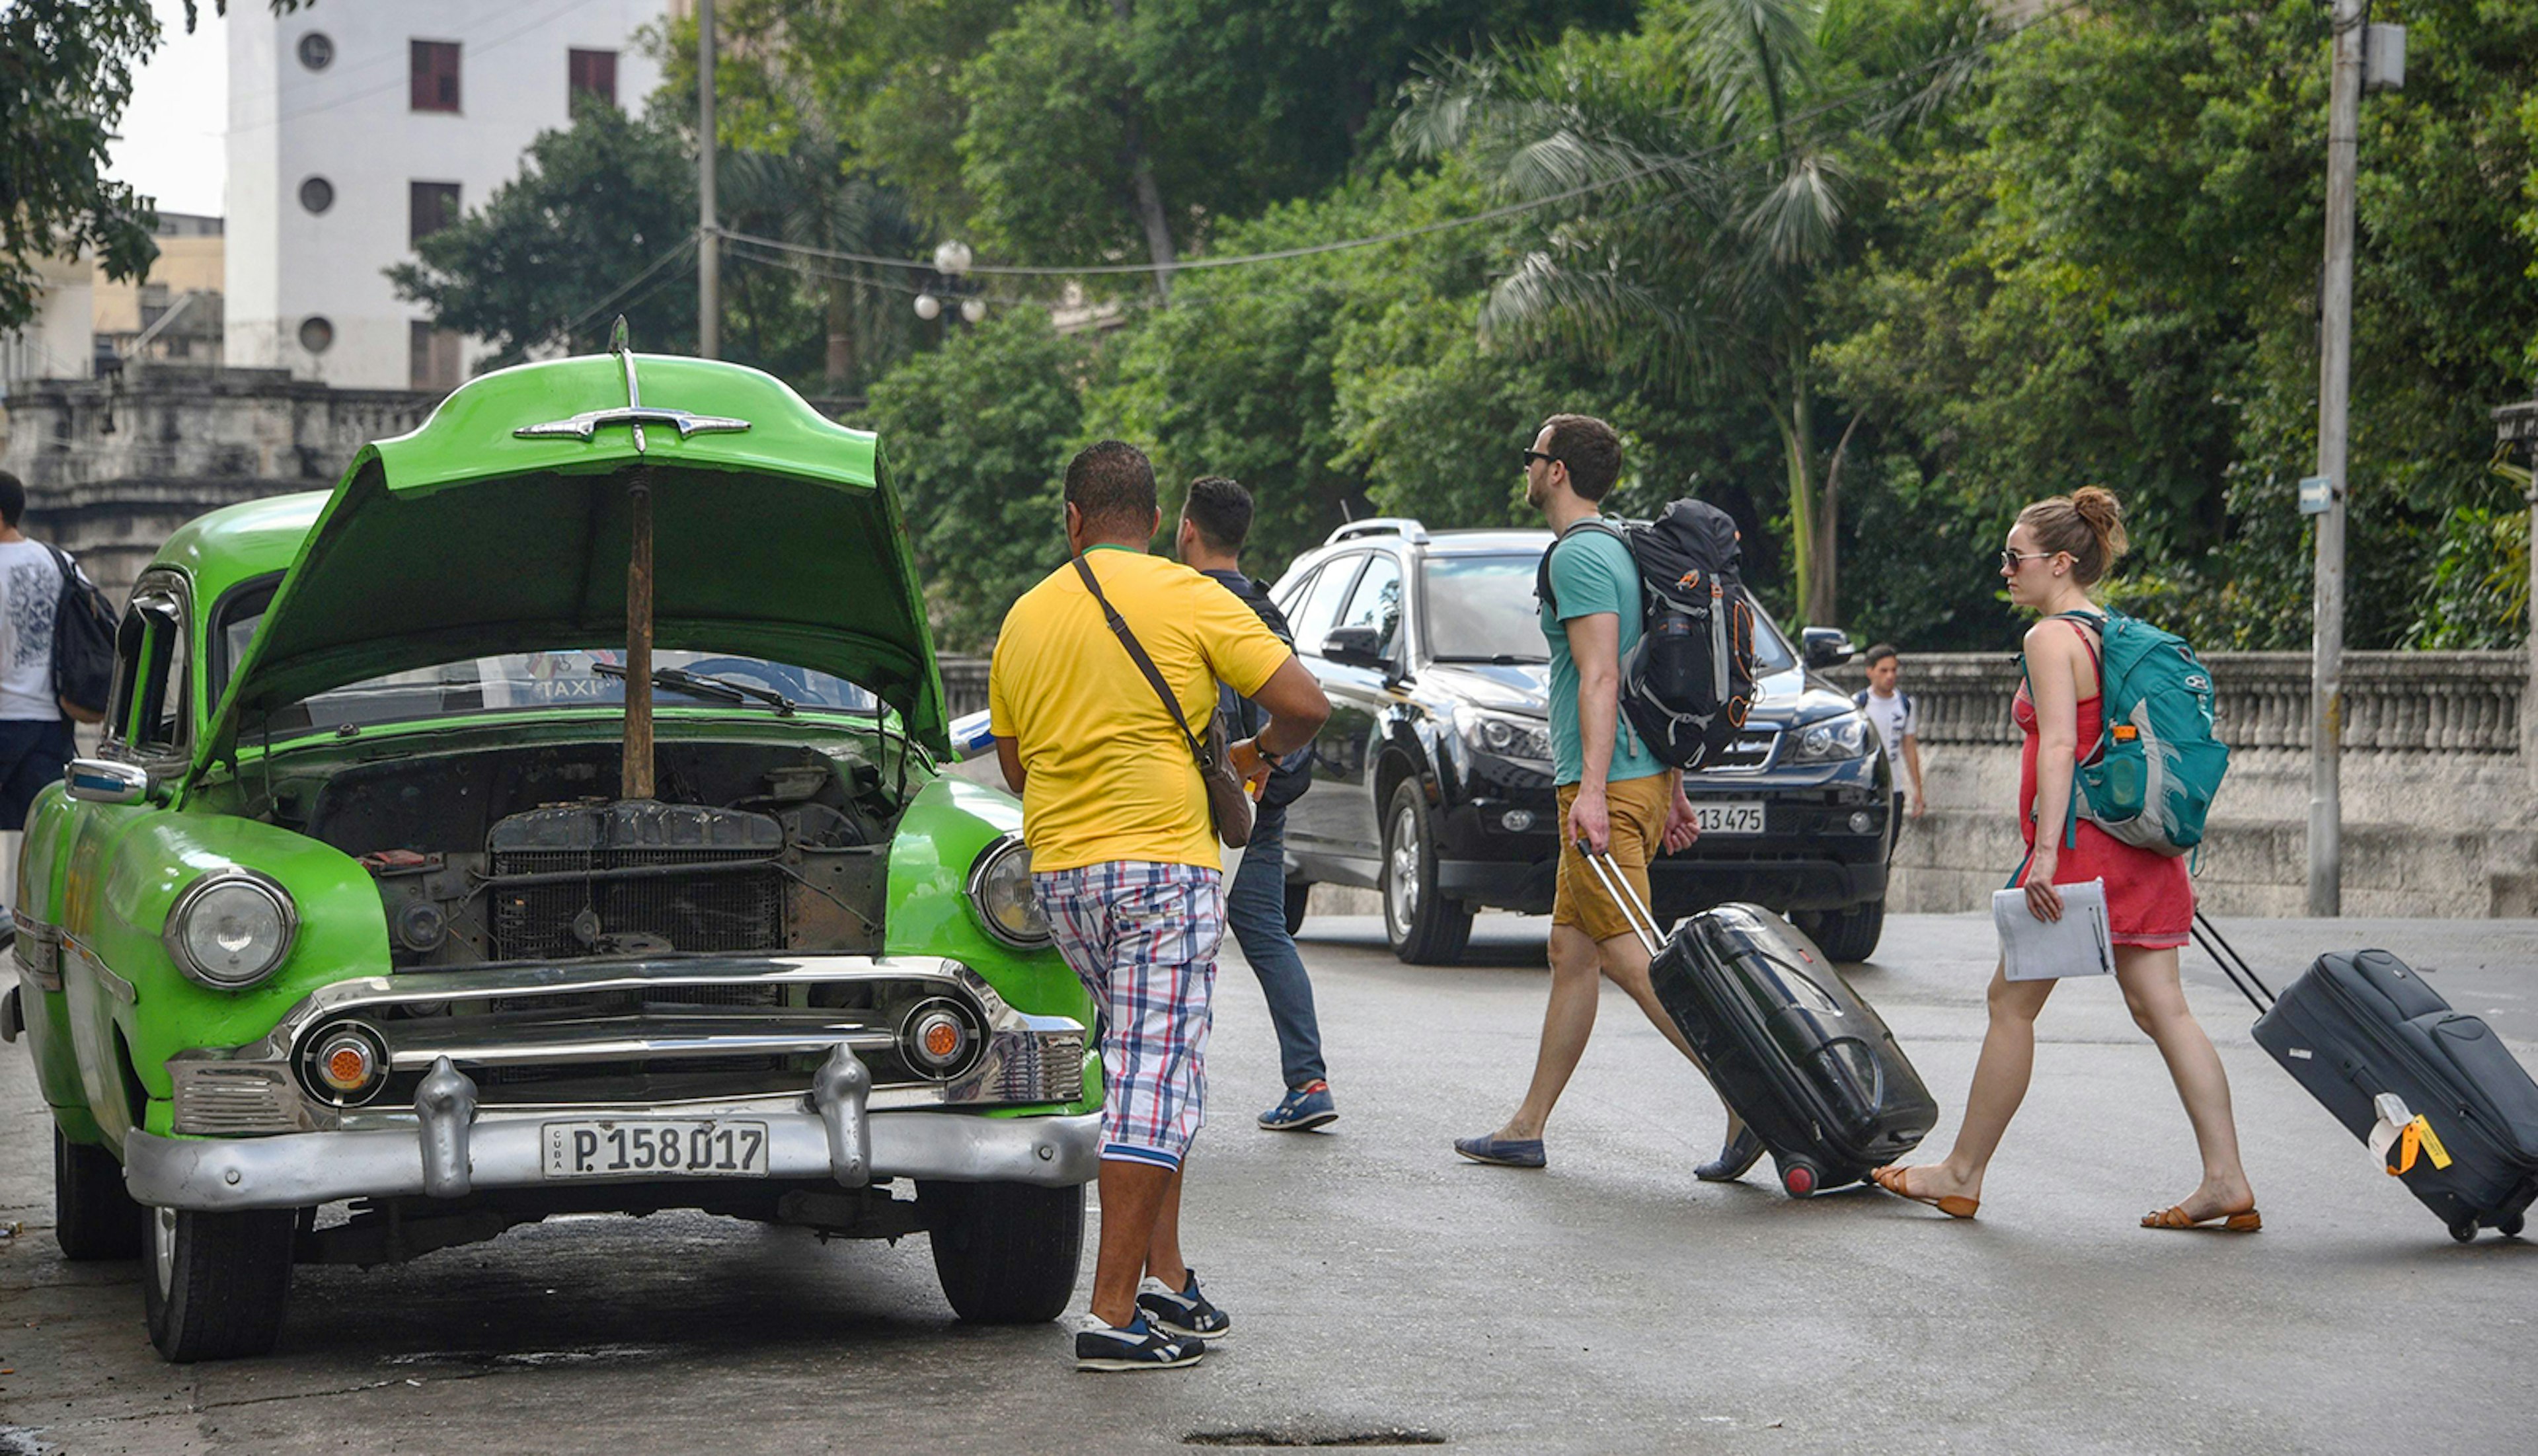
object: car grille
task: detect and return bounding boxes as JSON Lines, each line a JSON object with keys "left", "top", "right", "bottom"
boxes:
{"left": 488, "top": 802, "right": 788, "bottom": 960}
{"left": 1702, "top": 726, "right": 1781, "bottom": 773}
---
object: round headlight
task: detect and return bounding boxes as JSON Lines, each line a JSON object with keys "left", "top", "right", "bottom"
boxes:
{"left": 165, "top": 872, "right": 297, "bottom": 989}
{"left": 966, "top": 835, "right": 1052, "bottom": 948}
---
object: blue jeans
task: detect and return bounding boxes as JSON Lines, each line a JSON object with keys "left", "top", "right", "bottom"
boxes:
{"left": 1225, "top": 802, "right": 1327, "bottom": 1089}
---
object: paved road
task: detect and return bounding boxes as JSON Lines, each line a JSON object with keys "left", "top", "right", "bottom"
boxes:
{"left": 5, "top": 913, "right": 2535, "bottom": 1455}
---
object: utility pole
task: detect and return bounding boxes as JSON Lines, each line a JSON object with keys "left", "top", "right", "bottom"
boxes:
{"left": 2307, "top": 0, "right": 2365, "bottom": 917}
{"left": 697, "top": 0, "right": 720, "bottom": 360}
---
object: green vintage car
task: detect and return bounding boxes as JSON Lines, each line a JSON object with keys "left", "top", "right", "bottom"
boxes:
{"left": 0, "top": 336, "right": 1100, "bottom": 1361}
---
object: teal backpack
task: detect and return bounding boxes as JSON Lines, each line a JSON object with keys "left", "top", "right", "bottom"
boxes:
{"left": 2040, "top": 609, "right": 2229, "bottom": 857}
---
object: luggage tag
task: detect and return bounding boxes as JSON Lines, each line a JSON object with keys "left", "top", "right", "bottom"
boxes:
{"left": 2368, "top": 1093, "right": 2453, "bottom": 1176}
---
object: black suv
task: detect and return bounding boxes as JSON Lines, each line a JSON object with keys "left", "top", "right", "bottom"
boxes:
{"left": 1268, "top": 518, "right": 1894, "bottom": 964}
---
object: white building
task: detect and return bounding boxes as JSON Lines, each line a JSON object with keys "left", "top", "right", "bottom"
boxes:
{"left": 226, "top": 1, "right": 666, "bottom": 391}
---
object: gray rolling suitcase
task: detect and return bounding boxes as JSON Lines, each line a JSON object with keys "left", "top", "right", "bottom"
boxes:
{"left": 1584, "top": 851, "right": 1937, "bottom": 1197}
{"left": 2196, "top": 913, "right": 2538, "bottom": 1242}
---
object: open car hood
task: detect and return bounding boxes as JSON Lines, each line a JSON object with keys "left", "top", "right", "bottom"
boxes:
{"left": 198, "top": 348, "right": 946, "bottom": 772}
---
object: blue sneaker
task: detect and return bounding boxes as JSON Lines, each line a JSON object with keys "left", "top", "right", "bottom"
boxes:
{"left": 1258, "top": 1080, "right": 1338, "bottom": 1132}
{"left": 1136, "top": 1267, "right": 1233, "bottom": 1342}
{"left": 1075, "top": 1311, "right": 1205, "bottom": 1372}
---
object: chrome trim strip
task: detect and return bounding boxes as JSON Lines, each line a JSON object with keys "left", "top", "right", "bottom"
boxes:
{"left": 122, "top": 1109, "right": 1102, "bottom": 1211}
{"left": 11, "top": 911, "right": 63, "bottom": 991}
{"left": 383, "top": 1025, "right": 898, "bottom": 1072}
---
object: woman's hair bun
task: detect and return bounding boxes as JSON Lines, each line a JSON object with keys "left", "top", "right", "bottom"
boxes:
{"left": 2068, "top": 486, "right": 2129, "bottom": 563}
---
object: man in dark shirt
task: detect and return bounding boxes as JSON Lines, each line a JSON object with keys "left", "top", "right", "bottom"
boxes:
{"left": 1174, "top": 476, "right": 1336, "bottom": 1131}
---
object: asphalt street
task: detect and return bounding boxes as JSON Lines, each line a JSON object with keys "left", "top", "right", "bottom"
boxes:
{"left": 5, "top": 911, "right": 2535, "bottom": 1455}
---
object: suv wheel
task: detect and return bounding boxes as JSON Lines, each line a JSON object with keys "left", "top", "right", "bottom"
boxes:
{"left": 143, "top": 1205, "right": 297, "bottom": 1361}
{"left": 1383, "top": 781, "right": 1473, "bottom": 964}
{"left": 56, "top": 1128, "right": 145, "bottom": 1260}
{"left": 1283, "top": 881, "right": 1311, "bottom": 935}
{"left": 921, "top": 1179, "right": 1083, "bottom": 1324}
{"left": 1800, "top": 900, "right": 1886, "bottom": 962}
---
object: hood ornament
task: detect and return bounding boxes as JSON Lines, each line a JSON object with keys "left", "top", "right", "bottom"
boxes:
{"left": 512, "top": 316, "right": 751, "bottom": 453}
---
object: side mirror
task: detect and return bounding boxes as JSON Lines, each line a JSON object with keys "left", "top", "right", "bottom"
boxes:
{"left": 64, "top": 759, "right": 151, "bottom": 806}
{"left": 1802, "top": 627, "right": 1856, "bottom": 670}
{"left": 1321, "top": 625, "right": 1392, "bottom": 671}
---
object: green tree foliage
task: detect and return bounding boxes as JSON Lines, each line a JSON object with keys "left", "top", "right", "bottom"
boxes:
{"left": 1395, "top": 0, "right": 2002, "bottom": 624}
{"left": 1821, "top": 0, "right": 2538, "bottom": 650}
{"left": 859, "top": 310, "right": 1099, "bottom": 648}
{"left": 390, "top": 100, "right": 701, "bottom": 363}
{"left": 0, "top": 1, "right": 298, "bottom": 331}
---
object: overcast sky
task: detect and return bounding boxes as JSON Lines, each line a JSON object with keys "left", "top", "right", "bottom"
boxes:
{"left": 110, "top": 0, "right": 231, "bottom": 220}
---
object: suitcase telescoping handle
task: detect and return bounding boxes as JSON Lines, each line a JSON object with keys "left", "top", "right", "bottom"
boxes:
{"left": 1577, "top": 841, "right": 1668, "bottom": 958}
{"left": 2191, "top": 909, "right": 2275, "bottom": 1015}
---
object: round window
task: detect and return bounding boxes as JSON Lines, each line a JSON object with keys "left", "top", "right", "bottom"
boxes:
{"left": 297, "top": 176, "right": 334, "bottom": 215}
{"left": 297, "top": 32, "right": 334, "bottom": 71}
{"left": 298, "top": 316, "right": 334, "bottom": 354}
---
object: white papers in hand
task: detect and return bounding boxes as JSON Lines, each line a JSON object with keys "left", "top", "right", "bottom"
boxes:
{"left": 1993, "top": 878, "right": 2116, "bottom": 981}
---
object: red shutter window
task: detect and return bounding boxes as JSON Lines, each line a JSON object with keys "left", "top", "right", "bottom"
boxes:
{"left": 568, "top": 49, "right": 617, "bottom": 108}
{"left": 410, "top": 40, "right": 461, "bottom": 113}
{"left": 410, "top": 182, "right": 461, "bottom": 247}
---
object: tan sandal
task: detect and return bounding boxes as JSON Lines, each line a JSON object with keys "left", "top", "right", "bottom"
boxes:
{"left": 1870, "top": 1165, "right": 1978, "bottom": 1220}
{"left": 2141, "top": 1203, "right": 2261, "bottom": 1233}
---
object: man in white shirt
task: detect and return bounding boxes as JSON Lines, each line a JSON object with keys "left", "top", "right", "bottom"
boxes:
{"left": 1852, "top": 643, "right": 1924, "bottom": 827}
{"left": 0, "top": 472, "right": 73, "bottom": 856}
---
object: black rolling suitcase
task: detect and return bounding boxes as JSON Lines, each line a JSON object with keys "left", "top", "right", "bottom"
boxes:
{"left": 1583, "top": 851, "right": 1937, "bottom": 1197}
{"left": 2195, "top": 913, "right": 2538, "bottom": 1242}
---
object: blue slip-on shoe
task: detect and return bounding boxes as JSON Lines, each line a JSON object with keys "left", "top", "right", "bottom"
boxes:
{"left": 1075, "top": 1311, "right": 1206, "bottom": 1372}
{"left": 1453, "top": 1133, "right": 1547, "bottom": 1169}
{"left": 1258, "top": 1081, "right": 1338, "bottom": 1132}
{"left": 1136, "top": 1267, "right": 1233, "bottom": 1342}
{"left": 1695, "top": 1124, "right": 1766, "bottom": 1183}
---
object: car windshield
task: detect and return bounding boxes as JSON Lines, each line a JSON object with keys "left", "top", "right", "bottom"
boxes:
{"left": 1419, "top": 553, "right": 1799, "bottom": 672}
{"left": 216, "top": 593, "right": 875, "bottom": 735}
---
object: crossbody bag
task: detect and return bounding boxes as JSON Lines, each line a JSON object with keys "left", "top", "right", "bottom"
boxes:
{"left": 1071, "top": 554, "right": 1253, "bottom": 849}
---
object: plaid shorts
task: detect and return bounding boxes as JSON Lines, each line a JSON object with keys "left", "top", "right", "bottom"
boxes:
{"left": 1034, "top": 861, "right": 1225, "bottom": 1170}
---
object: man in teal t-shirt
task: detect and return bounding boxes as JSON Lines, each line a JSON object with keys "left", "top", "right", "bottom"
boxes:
{"left": 1453, "top": 412, "right": 1759, "bottom": 1184}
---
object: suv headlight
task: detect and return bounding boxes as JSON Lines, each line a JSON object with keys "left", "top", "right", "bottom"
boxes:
{"left": 966, "top": 834, "right": 1052, "bottom": 948}
{"left": 1785, "top": 714, "right": 1871, "bottom": 765}
{"left": 1455, "top": 705, "right": 1552, "bottom": 763}
{"left": 164, "top": 870, "right": 297, "bottom": 989}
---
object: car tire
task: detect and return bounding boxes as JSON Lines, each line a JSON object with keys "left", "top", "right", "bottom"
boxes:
{"left": 55, "top": 1129, "right": 145, "bottom": 1261}
{"left": 921, "top": 1179, "right": 1083, "bottom": 1324}
{"left": 142, "top": 1204, "right": 296, "bottom": 1362}
{"left": 1383, "top": 781, "right": 1472, "bottom": 965}
{"left": 1283, "top": 881, "right": 1311, "bottom": 935}
{"left": 1800, "top": 900, "right": 1886, "bottom": 963}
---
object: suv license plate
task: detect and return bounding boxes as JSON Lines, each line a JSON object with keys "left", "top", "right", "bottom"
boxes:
{"left": 1693, "top": 801, "right": 1767, "bottom": 835}
{"left": 542, "top": 1120, "right": 770, "bottom": 1179}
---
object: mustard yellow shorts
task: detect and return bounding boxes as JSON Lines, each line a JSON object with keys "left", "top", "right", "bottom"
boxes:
{"left": 1551, "top": 775, "right": 1672, "bottom": 944}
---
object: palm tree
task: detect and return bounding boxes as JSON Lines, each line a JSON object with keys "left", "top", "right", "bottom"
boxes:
{"left": 1398, "top": 0, "right": 1999, "bottom": 623}
{"left": 724, "top": 102, "right": 929, "bottom": 394}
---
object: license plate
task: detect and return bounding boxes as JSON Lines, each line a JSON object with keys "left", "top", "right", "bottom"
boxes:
{"left": 541, "top": 1120, "right": 769, "bottom": 1179}
{"left": 1693, "top": 801, "right": 1767, "bottom": 835}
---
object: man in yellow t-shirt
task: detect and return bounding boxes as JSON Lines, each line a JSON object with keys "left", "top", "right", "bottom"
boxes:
{"left": 989, "top": 440, "right": 1329, "bottom": 1373}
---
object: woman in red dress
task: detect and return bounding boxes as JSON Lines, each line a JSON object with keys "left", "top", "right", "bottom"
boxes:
{"left": 1870, "top": 488, "right": 2258, "bottom": 1231}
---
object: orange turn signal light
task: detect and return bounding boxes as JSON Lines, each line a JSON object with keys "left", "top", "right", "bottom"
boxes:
{"left": 923, "top": 1021, "right": 960, "bottom": 1059}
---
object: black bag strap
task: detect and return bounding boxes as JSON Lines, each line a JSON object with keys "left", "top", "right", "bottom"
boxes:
{"left": 38, "top": 541, "right": 82, "bottom": 597}
{"left": 2191, "top": 909, "right": 2274, "bottom": 1015}
{"left": 1534, "top": 516, "right": 1627, "bottom": 615}
{"left": 1071, "top": 554, "right": 1216, "bottom": 770}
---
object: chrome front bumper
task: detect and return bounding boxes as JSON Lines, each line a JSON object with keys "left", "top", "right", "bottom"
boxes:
{"left": 125, "top": 1048, "right": 1100, "bottom": 1213}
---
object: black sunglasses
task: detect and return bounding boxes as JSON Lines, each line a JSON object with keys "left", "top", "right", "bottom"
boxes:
{"left": 1999, "top": 548, "right": 2060, "bottom": 570}
{"left": 1520, "top": 449, "right": 1561, "bottom": 469}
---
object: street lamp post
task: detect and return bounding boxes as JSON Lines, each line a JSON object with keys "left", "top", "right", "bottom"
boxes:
{"left": 2307, "top": 0, "right": 2367, "bottom": 917}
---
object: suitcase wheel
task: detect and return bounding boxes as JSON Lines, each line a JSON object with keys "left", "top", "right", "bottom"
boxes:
{"left": 1780, "top": 1161, "right": 1820, "bottom": 1199}
{"left": 2448, "top": 1216, "right": 2480, "bottom": 1245}
{"left": 2500, "top": 1212, "right": 2525, "bottom": 1241}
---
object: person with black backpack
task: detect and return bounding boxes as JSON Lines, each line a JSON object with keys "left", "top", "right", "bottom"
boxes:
{"left": 1451, "top": 414, "right": 1760, "bottom": 1182}
{"left": 0, "top": 471, "right": 107, "bottom": 876}
{"left": 1174, "top": 475, "right": 1338, "bottom": 1134}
